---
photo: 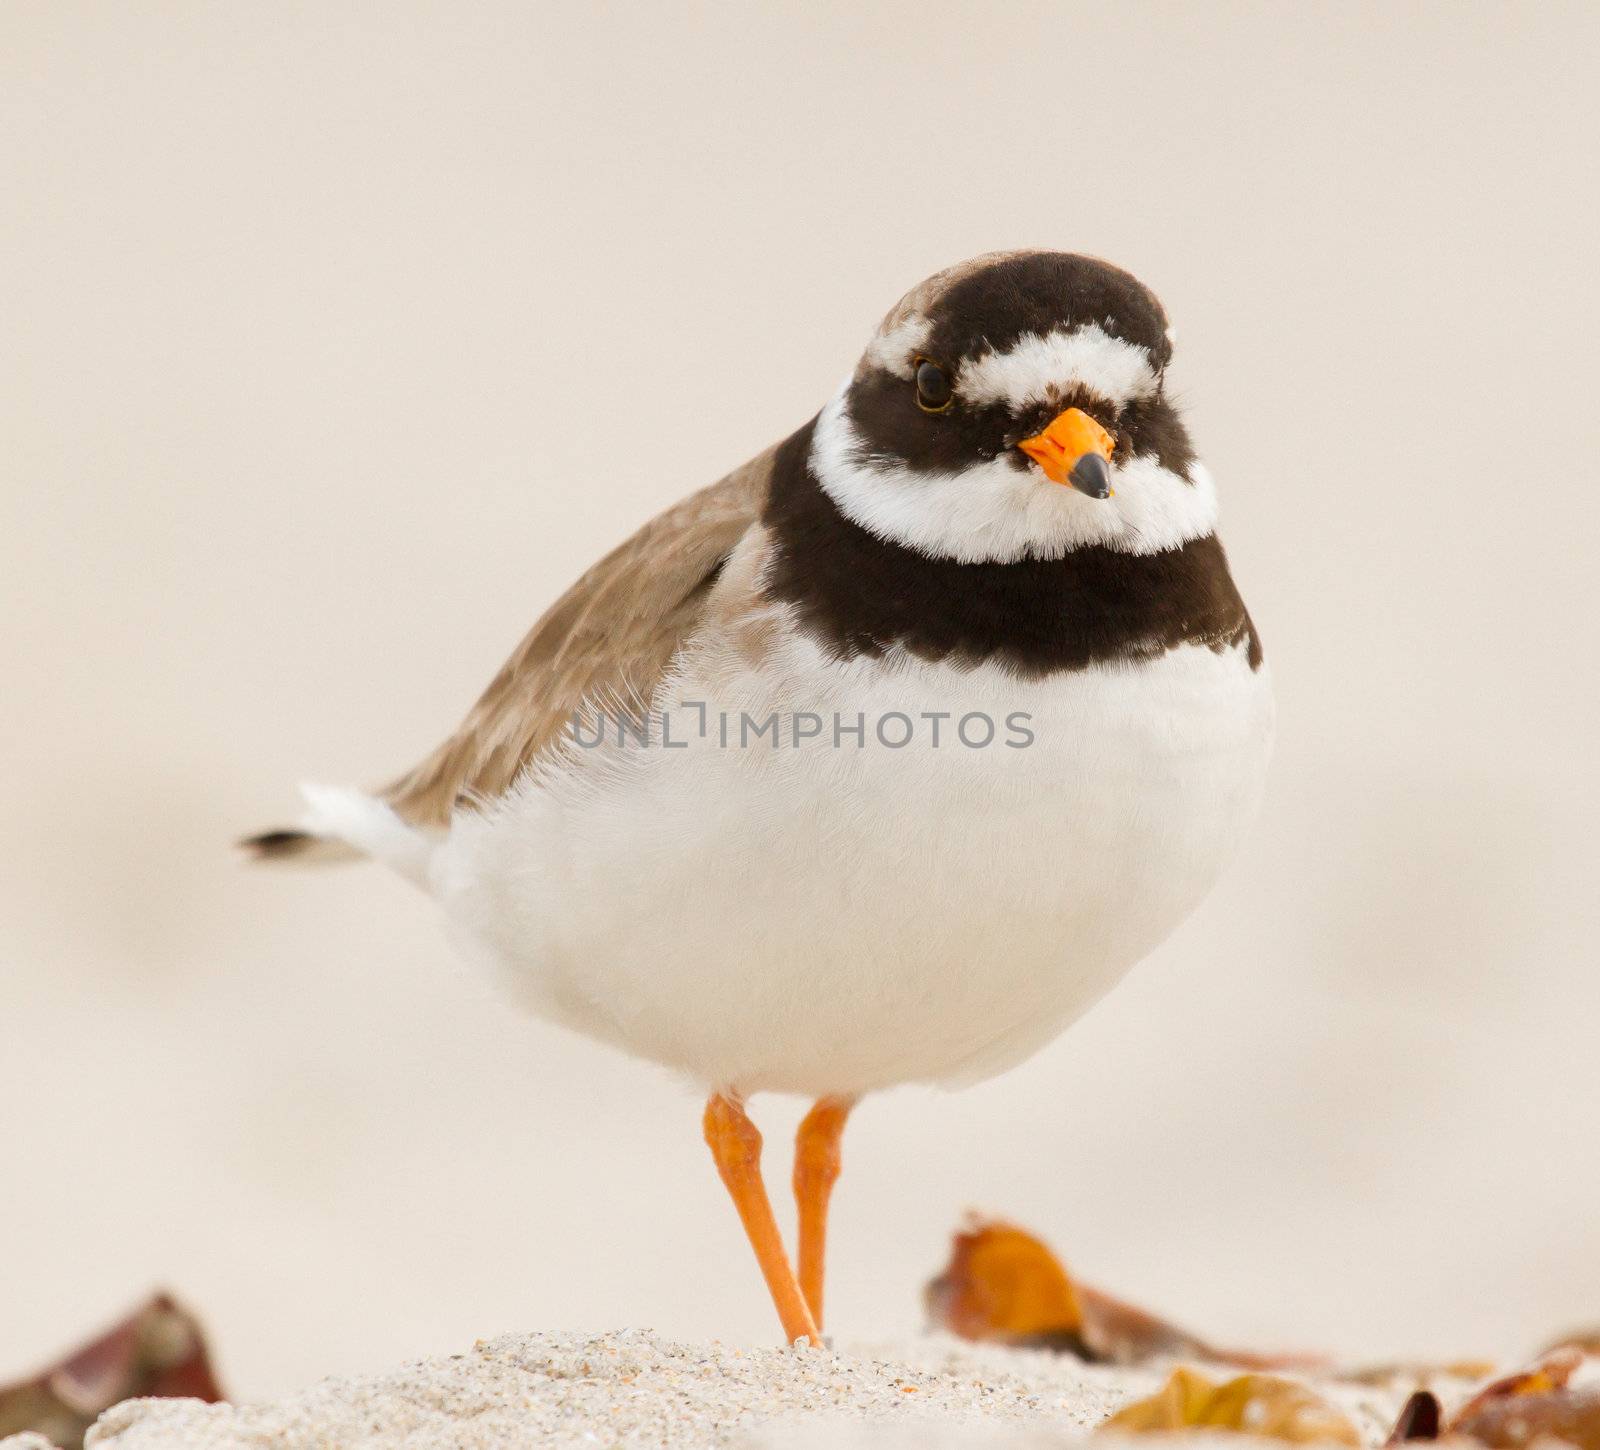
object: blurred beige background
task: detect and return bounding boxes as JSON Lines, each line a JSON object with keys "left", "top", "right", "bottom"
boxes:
{"left": 4, "top": 0, "right": 1598, "bottom": 1399}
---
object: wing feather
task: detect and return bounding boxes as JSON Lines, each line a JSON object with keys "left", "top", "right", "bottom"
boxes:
{"left": 379, "top": 447, "right": 773, "bottom": 826}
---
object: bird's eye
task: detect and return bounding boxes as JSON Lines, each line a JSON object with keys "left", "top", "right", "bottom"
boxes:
{"left": 914, "top": 358, "right": 954, "bottom": 414}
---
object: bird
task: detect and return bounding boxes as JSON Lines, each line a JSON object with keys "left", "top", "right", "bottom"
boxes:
{"left": 245, "top": 250, "right": 1273, "bottom": 1348}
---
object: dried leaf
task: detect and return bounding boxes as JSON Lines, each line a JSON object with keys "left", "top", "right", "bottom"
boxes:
{"left": 926, "top": 1218, "right": 1323, "bottom": 1370}
{"left": 1427, "top": 1349, "right": 1600, "bottom": 1450}
{"left": 924, "top": 1218, "right": 1088, "bottom": 1348}
{"left": 0, "top": 1295, "right": 224, "bottom": 1450}
{"left": 1452, "top": 1387, "right": 1600, "bottom": 1450}
{"left": 1102, "top": 1365, "right": 1360, "bottom": 1445}
{"left": 1446, "top": 1348, "right": 1583, "bottom": 1429}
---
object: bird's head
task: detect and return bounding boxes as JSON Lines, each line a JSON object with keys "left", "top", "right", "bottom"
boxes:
{"left": 810, "top": 251, "right": 1215, "bottom": 563}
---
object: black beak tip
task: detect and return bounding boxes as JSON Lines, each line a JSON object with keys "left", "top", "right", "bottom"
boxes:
{"left": 1068, "top": 453, "right": 1113, "bottom": 499}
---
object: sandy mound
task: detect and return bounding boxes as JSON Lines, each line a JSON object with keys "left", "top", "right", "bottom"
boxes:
{"left": 17, "top": 1328, "right": 1423, "bottom": 1450}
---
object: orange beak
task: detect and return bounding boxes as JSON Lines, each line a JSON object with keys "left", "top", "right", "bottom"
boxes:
{"left": 1017, "top": 408, "right": 1116, "bottom": 498}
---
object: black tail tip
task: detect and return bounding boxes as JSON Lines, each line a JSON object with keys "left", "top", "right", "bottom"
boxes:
{"left": 238, "top": 828, "right": 314, "bottom": 860}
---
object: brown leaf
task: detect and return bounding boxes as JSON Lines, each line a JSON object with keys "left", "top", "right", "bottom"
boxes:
{"left": 926, "top": 1217, "right": 1324, "bottom": 1370}
{"left": 0, "top": 1294, "right": 225, "bottom": 1450}
{"left": 924, "top": 1218, "right": 1088, "bottom": 1348}
{"left": 1452, "top": 1387, "right": 1600, "bottom": 1450}
{"left": 1101, "top": 1365, "right": 1360, "bottom": 1445}
{"left": 1446, "top": 1348, "right": 1584, "bottom": 1430}
{"left": 1431, "top": 1349, "right": 1600, "bottom": 1450}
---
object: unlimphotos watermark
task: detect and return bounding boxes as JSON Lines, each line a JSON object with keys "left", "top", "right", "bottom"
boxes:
{"left": 568, "top": 701, "right": 1036, "bottom": 751}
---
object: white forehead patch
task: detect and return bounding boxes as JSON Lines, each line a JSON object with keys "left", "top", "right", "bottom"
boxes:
{"left": 959, "top": 323, "right": 1160, "bottom": 410}
{"left": 863, "top": 314, "right": 931, "bottom": 379}
{"left": 809, "top": 387, "right": 1218, "bottom": 564}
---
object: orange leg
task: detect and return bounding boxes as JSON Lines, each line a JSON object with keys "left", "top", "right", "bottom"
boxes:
{"left": 793, "top": 1096, "right": 855, "bottom": 1332}
{"left": 703, "top": 1094, "right": 820, "bottom": 1347}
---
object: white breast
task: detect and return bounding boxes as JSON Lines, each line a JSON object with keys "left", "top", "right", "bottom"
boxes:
{"left": 432, "top": 616, "right": 1274, "bottom": 1099}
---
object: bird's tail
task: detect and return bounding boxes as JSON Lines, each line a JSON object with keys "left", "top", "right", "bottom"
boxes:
{"left": 239, "top": 784, "right": 435, "bottom": 887}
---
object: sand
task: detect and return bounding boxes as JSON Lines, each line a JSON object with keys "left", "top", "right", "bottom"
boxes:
{"left": 0, "top": 1329, "right": 1431, "bottom": 1450}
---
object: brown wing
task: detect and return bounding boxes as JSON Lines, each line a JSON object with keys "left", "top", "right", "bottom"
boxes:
{"left": 377, "top": 447, "right": 772, "bottom": 827}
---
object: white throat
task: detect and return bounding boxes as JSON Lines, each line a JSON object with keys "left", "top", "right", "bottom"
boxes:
{"left": 808, "top": 388, "right": 1221, "bottom": 564}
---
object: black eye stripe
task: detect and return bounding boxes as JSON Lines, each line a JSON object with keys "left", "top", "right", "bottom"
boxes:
{"left": 848, "top": 366, "right": 1196, "bottom": 480}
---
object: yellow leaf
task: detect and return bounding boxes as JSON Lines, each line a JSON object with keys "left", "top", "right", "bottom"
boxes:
{"left": 1102, "top": 1366, "right": 1359, "bottom": 1446}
